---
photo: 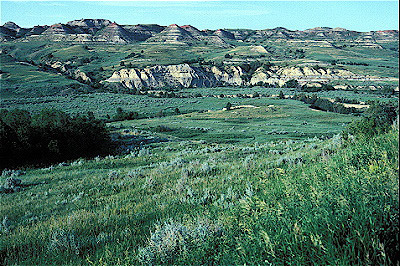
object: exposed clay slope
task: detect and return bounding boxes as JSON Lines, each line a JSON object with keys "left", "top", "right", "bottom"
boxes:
{"left": 146, "top": 24, "right": 197, "bottom": 44}
{"left": 41, "top": 23, "right": 78, "bottom": 35}
{"left": 95, "top": 22, "right": 138, "bottom": 43}
{"left": 214, "top": 29, "right": 236, "bottom": 40}
{"left": 123, "top": 24, "right": 165, "bottom": 41}
{"left": 66, "top": 19, "right": 111, "bottom": 34}
{"left": 104, "top": 64, "right": 385, "bottom": 90}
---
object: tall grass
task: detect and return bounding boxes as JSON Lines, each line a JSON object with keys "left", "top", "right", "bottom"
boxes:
{"left": 0, "top": 131, "right": 398, "bottom": 265}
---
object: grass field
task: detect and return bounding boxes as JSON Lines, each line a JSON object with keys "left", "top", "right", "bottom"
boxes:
{"left": 1, "top": 128, "right": 398, "bottom": 265}
{"left": 1, "top": 85, "right": 395, "bottom": 118}
{"left": 114, "top": 98, "right": 356, "bottom": 143}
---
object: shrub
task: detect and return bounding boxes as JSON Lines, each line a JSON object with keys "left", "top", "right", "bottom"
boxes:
{"left": 200, "top": 162, "right": 216, "bottom": 175}
{"left": 293, "top": 94, "right": 363, "bottom": 114}
{"left": 127, "top": 168, "right": 145, "bottom": 178}
{"left": 154, "top": 125, "right": 173, "bottom": 132}
{"left": 108, "top": 170, "right": 120, "bottom": 181}
{"left": 137, "top": 148, "right": 151, "bottom": 157}
{"left": 137, "top": 219, "right": 223, "bottom": 264}
{"left": 347, "top": 101, "right": 398, "bottom": 136}
{"left": 48, "top": 230, "right": 80, "bottom": 255}
{"left": 0, "top": 216, "right": 11, "bottom": 234}
{"left": 282, "top": 79, "right": 299, "bottom": 88}
{"left": 113, "top": 107, "right": 139, "bottom": 121}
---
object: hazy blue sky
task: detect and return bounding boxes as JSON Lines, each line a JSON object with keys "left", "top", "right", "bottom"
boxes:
{"left": 1, "top": 1, "right": 398, "bottom": 31}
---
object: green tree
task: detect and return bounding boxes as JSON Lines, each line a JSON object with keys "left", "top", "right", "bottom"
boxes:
{"left": 0, "top": 119, "right": 19, "bottom": 168}
{"left": 348, "top": 102, "right": 398, "bottom": 136}
{"left": 1, "top": 109, "right": 32, "bottom": 146}
{"left": 282, "top": 79, "right": 299, "bottom": 88}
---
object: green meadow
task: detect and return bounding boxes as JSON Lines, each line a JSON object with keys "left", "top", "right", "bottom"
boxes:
{"left": 1, "top": 129, "right": 398, "bottom": 265}
{"left": 115, "top": 98, "right": 356, "bottom": 143}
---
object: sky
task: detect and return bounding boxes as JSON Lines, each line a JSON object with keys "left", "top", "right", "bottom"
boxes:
{"left": 1, "top": 1, "right": 398, "bottom": 31}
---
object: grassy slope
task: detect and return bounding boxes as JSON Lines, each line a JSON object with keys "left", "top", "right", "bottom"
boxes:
{"left": 0, "top": 130, "right": 398, "bottom": 265}
{"left": 2, "top": 39, "right": 399, "bottom": 77}
{"left": 0, "top": 53, "right": 84, "bottom": 98}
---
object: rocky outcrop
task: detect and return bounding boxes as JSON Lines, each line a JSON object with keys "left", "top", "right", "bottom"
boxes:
{"left": 210, "top": 65, "right": 244, "bottom": 86}
{"left": 123, "top": 24, "right": 165, "bottom": 41}
{"left": 66, "top": 19, "right": 111, "bottom": 34}
{"left": 70, "top": 69, "right": 91, "bottom": 83}
{"left": 95, "top": 22, "right": 137, "bottom": 43}
{"left": 24, "top": 25, "right": 49, "bottom": 36}
{"left": 145, "top": 24, "right": 230, "bottom": 47}
{"left": 145, "top": 24, "right": 227, "bottom": 47}
{"left": 1, "top": 22, "right": 31, "bottom": 39}
{"left": 105, "top": 64, "right": 369, "bottom": 89}
{"left": 106, "top": 64, "right": 217, "bottom": 89}
{"left": 250, "top": 66, "right": 358, "bottom": 86}
{"left": 41, "top": 23, "right": 77, "bottom": 35}
{"left": 214, "top": 29, "right": 235, "bottom": 40}
{"left": 42, "top": 59, "right": 91, "bottom": 83}
{"left": 0, "top": 26, "right": 16, "bottom": 41}
{"left": 181, "top": 25, "right": 206, "bottom": 37}
{"left": 146, "top": 24, "right": 196, "bottom": 44}
{"left": 2, "top": 21, "right": 20, "bottom": 31}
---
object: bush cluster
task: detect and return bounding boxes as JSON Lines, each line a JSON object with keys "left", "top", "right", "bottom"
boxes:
{"left": 138, "top": 219, "right": 223, "bottom": 264}
{"left": 0, "top": 108, "right": 110, "bottom": 169}
{"left": 300, "top": 83, "right": 335, "bottom": 92}
{"left": 293, "top": 93, "right": 363, "bottom": 114}
{"left": 113, "top": 107, "right": 139, "bottom": 121}
{"left": 347, "top": 101, "right": 398, "bottom": 136}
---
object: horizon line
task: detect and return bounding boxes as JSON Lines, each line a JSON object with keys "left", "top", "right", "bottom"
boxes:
{"left": 2, "top": 19, "right": 399, "bottom": 32}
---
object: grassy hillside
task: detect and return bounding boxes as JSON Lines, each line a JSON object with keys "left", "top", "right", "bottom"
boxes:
{"left": 0, "top": 53, "right": 87, "bottom": 98}
{"left": 1, "top": 128, "right": 398, "bottom": 265}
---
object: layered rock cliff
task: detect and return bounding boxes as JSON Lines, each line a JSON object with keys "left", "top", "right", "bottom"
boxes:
{"left": 250, "top": 66, "right": 357, "bottom": 86}
{"left": 106, "top": 64, "right": 220, "bottom": 89}
{"left": 105, "top": 64, "right": 372, "bottom": 89}
{"left": 2, "top": 19, "right": 397, "bottom": 46}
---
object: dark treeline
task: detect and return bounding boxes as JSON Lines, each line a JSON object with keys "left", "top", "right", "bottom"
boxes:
{"left": 0, "top": 109, "right": 111, "bottom": 169}
{"left": 292, "top": 93, "right": 364, "bottom": 114}
{"left": 334, "top": 97, "right": 360, "bottom": 104}
{"left": 300, "top": 83, "right": 335, "bottom": 92}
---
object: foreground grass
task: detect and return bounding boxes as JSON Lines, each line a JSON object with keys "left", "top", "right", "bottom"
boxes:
{"left": 0, "top": 131, "right": 398, "bottom": 265}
